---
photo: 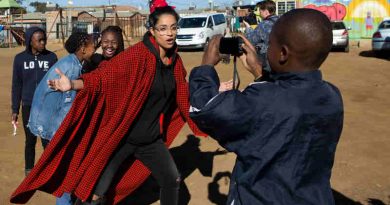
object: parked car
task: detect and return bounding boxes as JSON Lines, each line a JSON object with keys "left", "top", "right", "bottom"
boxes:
{"left": 372, "top": 19, "right": 390, "bottom": 53}
{"left": 176, "top": 13, "right": 227, "bottom": 49}
{"left": 331, "top": 21, "right": 350, "bottom": 52}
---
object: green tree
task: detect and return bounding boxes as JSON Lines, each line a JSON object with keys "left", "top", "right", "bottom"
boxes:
{"left": 0, "top": 0, "right": 25, "bottom": 14}
{"left": 15, "top": 0, "right": 26, "bottom": 14}
{"left": 12, "top": 7, "right": 27, "bottom": 14}
{"left": 29, "top": 1, "right": 47, "bottom": 13}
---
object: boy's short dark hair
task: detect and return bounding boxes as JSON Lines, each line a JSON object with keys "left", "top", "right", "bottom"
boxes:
{"left": 273, "top": 8, "right": 332, "bottom": 69}
{"left": 257, "top": 0, "right": 276, "bottom": 15}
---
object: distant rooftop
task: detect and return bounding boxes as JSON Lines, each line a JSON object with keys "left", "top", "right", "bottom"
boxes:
{"left": 84, "top": 10, "right": 146, "bottom": 18}
{"left": 14, "top": 12, "right": 45, "bottom": 20}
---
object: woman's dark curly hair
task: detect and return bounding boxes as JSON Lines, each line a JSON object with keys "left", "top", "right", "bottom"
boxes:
{"left": 148, "top": 1, "right": 179, "bottom": 29}
{"left": 64, "top": 32, "right": 93, "bottom": 53}
{"left": 98, "top": 26, "right": 125, "bottom": 54}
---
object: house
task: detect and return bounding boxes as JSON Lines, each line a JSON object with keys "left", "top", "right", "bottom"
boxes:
{"left": 45, "top": 10, "right": 79, "bottom": 39}
{"left": 12, "top": 12, "right": 46, "bottom": 29}
{"left": 77, "top": 10, "right": 148, "bottom": 38}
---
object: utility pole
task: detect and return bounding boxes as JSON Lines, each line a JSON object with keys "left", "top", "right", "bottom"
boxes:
{"left": 208, "top": 0, "right": 213, "bottom": 11}
{"left": 67, "top": 0, "right": 73, "bottom": 36}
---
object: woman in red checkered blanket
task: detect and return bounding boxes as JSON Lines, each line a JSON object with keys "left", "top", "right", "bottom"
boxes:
{"left": 11, "top": 1, "right": 208, "bottom": 205}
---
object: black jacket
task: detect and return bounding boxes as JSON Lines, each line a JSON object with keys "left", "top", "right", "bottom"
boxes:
{"left": 11, "top": 27, "right": 57, "bottom": 114}
{"left": 189, "top": 66, "right": 343, "bottom": 205}
{"left": 81, "top": 53, "right": 104, "bottom": 74}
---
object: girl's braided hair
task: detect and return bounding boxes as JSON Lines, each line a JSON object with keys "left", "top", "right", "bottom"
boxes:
{"left": 65, "top": 32, "right": 93, "bottom": 53}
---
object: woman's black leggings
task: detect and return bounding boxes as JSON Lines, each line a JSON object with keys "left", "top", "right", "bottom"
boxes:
{"left": 94, "top": 139, "right": 180, "bottom": 205}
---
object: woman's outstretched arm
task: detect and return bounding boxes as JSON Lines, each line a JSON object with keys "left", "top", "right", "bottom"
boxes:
{"left": 47, "top": 68, "right": 84, "bottom": 91}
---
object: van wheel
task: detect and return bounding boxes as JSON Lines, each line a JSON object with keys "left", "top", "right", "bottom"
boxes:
{"left": 344, "top": 45, "right": 349, "bottom": 53}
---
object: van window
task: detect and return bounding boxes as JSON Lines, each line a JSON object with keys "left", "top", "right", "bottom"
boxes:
{"left": 213, "top": 14, "right": 226, "bottom": 25}
{"left": 179, "top": 17, "right": 207, "bottom": 28}
{"left": 331, "top": 22, "right": 346, "bottom": 30}
{"left": 379, "top": 20, "right": 390, "bottom": 29}
{"left": 207, "top": 17, "right": 213, "bottom": 28}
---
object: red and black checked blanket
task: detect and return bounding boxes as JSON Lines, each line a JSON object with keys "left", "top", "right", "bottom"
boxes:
{"left": 10, "top": 33, "right": 205, "bottom": 204}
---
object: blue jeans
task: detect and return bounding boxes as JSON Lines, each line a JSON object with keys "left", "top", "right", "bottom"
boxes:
{"left": 56, "top": 193, "right": 72, "bottom": 205}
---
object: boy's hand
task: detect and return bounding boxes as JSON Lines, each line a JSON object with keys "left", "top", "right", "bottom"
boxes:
{"left": 11, "top": 113, "right": 18, "bottom": 136}
{"left": 47, "top": 68, "right": 71, "bottom": 92}
{"left": 237, "top": 34, "right": 262, "bottom": 79}
{"left": 11, "top": 113, "right": 18, "bottom": 125}
{"left": 201, "top": 35, "right": 223, "bottom": 66}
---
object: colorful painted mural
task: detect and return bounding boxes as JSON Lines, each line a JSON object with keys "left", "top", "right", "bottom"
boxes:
{"left": 296, "top": 0, "right": 390, "bottom": 38}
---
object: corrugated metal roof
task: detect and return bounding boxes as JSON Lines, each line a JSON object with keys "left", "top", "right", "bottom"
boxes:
{"left": 87, "top": 11, "right": 145, "bottom": 18}
{"left": 14, "top": 12, "right": 45, "bottom": 20}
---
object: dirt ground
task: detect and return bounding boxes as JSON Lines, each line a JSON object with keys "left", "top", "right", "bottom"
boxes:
{"left": 0, "top": 39, "right": 389, "bottom": 205}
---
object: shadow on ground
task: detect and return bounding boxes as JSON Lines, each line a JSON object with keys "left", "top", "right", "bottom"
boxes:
{"left": 118, "top": 134, "right": 387, "bottom": 205}
{"left": 119, "top": 134, "right": 227, "bottom": 205}
{"left": 206, "top": 189, "right": 388, "bottom": 205}
{"left": 359, "top": 50, "right": 390, "bottom": 61}
{"left": 331, "top": 190, "right": 387, "bottom": 205}
{"left": 207, "top": 171, "right": 231, "bottom": 205}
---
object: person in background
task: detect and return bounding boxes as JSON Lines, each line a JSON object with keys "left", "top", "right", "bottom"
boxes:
{"left": 189, "top": 8, "right": 343, "bottom": 205}
{"left": 11, "top": 26, "right": 57, "bottom": 177}
{"left": 245, "top": 8, "right": 258, "bottom": 29}
{"left": 234, "top": 16, "right": 240, "bottom": 33}
{"left": 92, "top": 19, "right": 102, "bottom": 46}
{"left": 365, "top": 11, "right": 373, "bottom": 37}
{"left": 243, "top": 0, "right": 278, "bottom": 80}
{"left": 28, "top": 32, "right": 95, "bottom": 205}
{"left": 82, "top": 26, "right": 125, "bottom": 73}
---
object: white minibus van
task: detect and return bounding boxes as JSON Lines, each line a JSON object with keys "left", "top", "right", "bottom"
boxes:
{"left": 176, "top": 13, "right": 227, "bottom": 49}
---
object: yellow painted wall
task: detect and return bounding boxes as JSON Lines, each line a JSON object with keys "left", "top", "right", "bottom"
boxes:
{"left": 297, "top": 0, "right": 390, "bottom": 38}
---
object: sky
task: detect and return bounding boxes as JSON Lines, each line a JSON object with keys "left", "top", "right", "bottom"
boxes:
{"left": 22, "top": 0, "right": 257, "bottom": 11}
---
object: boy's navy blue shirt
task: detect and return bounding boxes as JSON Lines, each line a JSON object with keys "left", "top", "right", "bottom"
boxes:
{"left": 11, "top": 27, "right": 57, "bottom": 114}
{"left": 189, "top": 65, "right": 343, "bottom": 205}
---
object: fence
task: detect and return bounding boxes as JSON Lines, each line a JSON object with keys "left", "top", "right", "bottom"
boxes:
{"left": 99, "top": 16, "right": 147, "bottom": 38}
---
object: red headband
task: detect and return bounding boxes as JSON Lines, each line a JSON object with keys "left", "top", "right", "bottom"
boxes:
{"left": 150, "top": 0, "right": 176, "bottom": 13}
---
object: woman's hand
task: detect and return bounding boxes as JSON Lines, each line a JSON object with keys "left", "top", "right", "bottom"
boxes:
{"left": 47, "top": 68, "right": 72, "bottom": 92}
